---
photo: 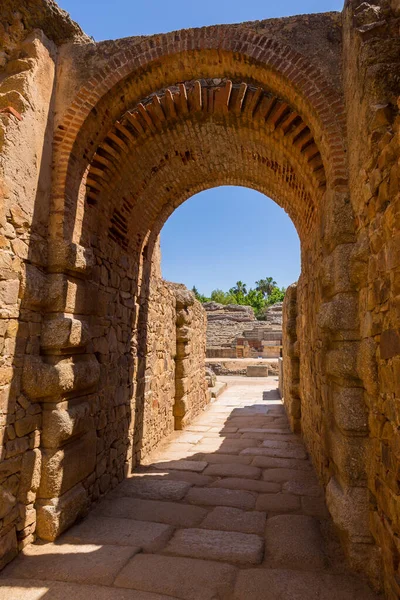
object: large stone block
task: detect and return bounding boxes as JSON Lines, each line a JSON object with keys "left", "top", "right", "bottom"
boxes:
{"left": 0, "top": 527, "right": 17, "bottom": 570}
{"left": 41, "top": 316, "right": 90, "bottom": 350}
{"left": 246, "top": 365, "right": 269, "bottom": 377}
{"left": 35, "top": 483, "right": 89, "bottom": 541}
{"left": 328, "top": 427, "right": 367, "bottom": 485}
{"left": 326, "top": 477, "right": 371, "bottom": 543}
{"left": 41, "top": 401, "right": 93, "bottom": 448}
{"left": 0, "top": 279, "right": 19, "bottom": 305}
{"left": 20, "top": 264, "right": 47, "bottom": 308}
{"left": 318, "top": 293, "right": 359, "bottom": 332}
{"left": 17, "top": 448, "right": 41, "bottom": 503}
{"left": 320, "top": 190, "right": 356, "bottom": 252}
{"left": 114, "top": 554, "right": 236, "bottom": 600}
{"left": 22, "top": 354, "right": 100, "bottom": 399}
{"left": 163, "top": 528, "right": 264, "bottom": 564}
{"left": 331, "top": 385, "right": 368, "bottom": 433}
{"left": 38, "top": 430, "right": 97, "bottom": 498}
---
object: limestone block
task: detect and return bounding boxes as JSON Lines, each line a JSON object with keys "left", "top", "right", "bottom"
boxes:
{"left": 17, "top": 448, "right": 41, "bottom": 503}
{"left": 35, "top": 483, "right": 89, "bottom": 541}
{"left": 49, "top": 240, "right": 95, "bottom": 274}
{"left": 331, "top": 386, "right": 368, "bottom": 433}
{"left": 97, "top": 496, "right": 207, "bottom": 528}
{"left": 321, "top": 190, "right": 356, "bottom": 252}
{"left": 0, "top": 279, "right": 19, "bottom": 305}
{"left": 329, "top": 427, "right": 367, "bottom": 485}
{"left": 163, "top": 528, "right": 263, "bottom": 564}
{"left": 321, "top": 244, "right": 354, "bottom": 297}
{"left": 41, "top": 401, "right": 93, "bottom": 448}
{"left": 326, "top": 477, "right": 371, "bottom": 542}
{"left": 41, "top": 316, "right": 90, "bottom": 350}
{"left": 0, "top": 527, "right": 17, "bottom": 570}
{"left": 0, "top": 455, "right": 22, "bottom": 483}
{"left": 22, "top": 354, "right": 100, "bottom": 399}
{"left": 14, "top": 413, "right": 41, "bottom": 437}
{"left": 114, "top": 554, "right": 236, "bottom": 600}
{"left": 246, "top": 365, "right": 269, "bottom": 377}
{"left": 17, "top": 505, "right": 36, "bottom": 531}
{"left": 265, "top": 514, "right": 326, "bottom": 570}
{"left": 326, "top": 343, "right": 359, "bottom": 382}
{"left": 20, "top": 264, "right": 47, "bottom": 308}
{"left": 318, "top": 294, "right": 359, "bottom": 332}
{"left": 38, "top": 430, "right": 97, "bottom": 498}
{"left": 357, "top": 337, "right": 378, "bottom": 395}
{"left": 0, "top": 488, "right": 16, "bottom": 519}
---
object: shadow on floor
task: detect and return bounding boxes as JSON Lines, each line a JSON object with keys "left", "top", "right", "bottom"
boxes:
{"left": 0, "top": 381, "right": 380, "bottom": 600}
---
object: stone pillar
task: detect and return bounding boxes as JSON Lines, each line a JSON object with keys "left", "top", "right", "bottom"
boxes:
{"left": 25, "top": 242, "right": 100, "bottom": 541}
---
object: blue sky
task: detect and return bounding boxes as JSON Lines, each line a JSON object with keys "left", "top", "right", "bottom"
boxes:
{"left": 58, "top": 0, "right": 343, "bottom": 295}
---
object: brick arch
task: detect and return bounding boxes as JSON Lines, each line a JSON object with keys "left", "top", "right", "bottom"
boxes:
{"left": 83, "top": 79, "right": 326, "bottom": 246}
{"left": 50, "top": 25, "right": 347, "bottom": 246}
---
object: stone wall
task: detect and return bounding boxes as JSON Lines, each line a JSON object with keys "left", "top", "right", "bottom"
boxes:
{"left": 170, "top": 284, "right": 208, "bottom": 430}
{"left": 139, "top": 277, "right": 176, "bottom": 459}
{"left": 342, "top": 2, "right": 400, "bottom": 597}
{"left": 0, "top": 19, "right": 57, "bottom": 567}
{"left": 281, "top": 284, "right": 301, "bottom": 432}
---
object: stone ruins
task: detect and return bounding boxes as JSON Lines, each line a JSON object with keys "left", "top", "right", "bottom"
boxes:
{"left": 0, "top": 0, "right": 399, "bottom": 597}
{"left": 205, "top": 302, "right": 283, "bottom": 358}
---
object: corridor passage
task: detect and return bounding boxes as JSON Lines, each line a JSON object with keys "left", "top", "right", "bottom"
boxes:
{"left": 0, "top": 378, "right": 378, "bottom": 599}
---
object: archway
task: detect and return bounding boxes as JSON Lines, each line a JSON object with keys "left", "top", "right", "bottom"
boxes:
{"left": 21, "top": 33, "right": 374, "bottom": 583}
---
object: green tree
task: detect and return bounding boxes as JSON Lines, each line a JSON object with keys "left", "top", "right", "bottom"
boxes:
{"left": 265, "top": 286, "right": 286, "bottom": 306}
{"left": 245, "top": 288, "right": 266, "bottom": 315}
{"left": 191, "top": 286, "right": 209, "bottom": 303}
{"left": 255, "top": 277, "right": 277, "bottom": 298}
{"left": 230, "top": 281, "right": 247, "bottom": 296}
{"left": 210, "top": 289, "right": 237, "bottom": 305}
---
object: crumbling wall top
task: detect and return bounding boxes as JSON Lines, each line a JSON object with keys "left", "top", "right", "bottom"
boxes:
{"left": 1, "top": 0, "right": 90, "bottom": 45}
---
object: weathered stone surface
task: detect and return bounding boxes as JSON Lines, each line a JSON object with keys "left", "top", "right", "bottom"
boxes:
{"left": 114, "top": 554, "right": 237, "bottom": 600}
{"left": 242, "top": 445, "right": 307, "bottom": 459}
{"left": 233, "top": 569, "right": 377, "bottom": 600}
{"left": 262, "top": 468, "right": 315, "bottom": 484}
{"left": 113, "top": 477, "right": 191, "bottom": 501}
{"left": 251, "top": 456, "right": 312, "bottom": 470}
{"left": 39, "top": 431, "right": 96, "bottom": 498}
{"left": 201, "top": 506, "right": 266, "bottom": 534}
{"left": 2, "top": 543, "right": 139, "bottom": 586}
{"left": 203, "top": 463, "right": 261, "bottom": 479}
{"left": 163, "top": 528, "right": 264, "bottom": 564}
{"left": 0, "top": 528, "right": 17, "bottom": 570}
{"left": 36, "top": 483, "right": 89, "bottom": 541}
{"left": 265, "top": 515, "right": 326, "bottom": 570}
{"left": 96, "top": 497, "right": 207, "bottom": 527}
{"left": 195, "top": 453, "right": 253, "bottom": 465}
{"left": 185, "top": 487, "right": 256, "bottom": 509}
{"left": 256, "top": 492, "right": 301, "bottom": 513}
{"left": 151, "top": 460, "right": 207, "bottom": 472}
{"left": 211, "top": 477, "right": 281, "bottom": 493}
{"left": 0, "top": 580, "right": 173, "bottom": 600}
{"left": 62, "top": 515, "right": 173, "bottom": 550}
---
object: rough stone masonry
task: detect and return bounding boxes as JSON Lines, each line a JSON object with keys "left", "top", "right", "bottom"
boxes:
{"left": 0, "top": 0, "right": 400, "bottom": 598}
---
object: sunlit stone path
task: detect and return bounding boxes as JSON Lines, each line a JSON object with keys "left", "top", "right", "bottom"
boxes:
{"left": 0, "top": 377, "right": 379, "bottom": 599}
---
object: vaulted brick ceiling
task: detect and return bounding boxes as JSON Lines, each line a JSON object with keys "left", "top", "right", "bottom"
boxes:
{"left": 83, "top": 79, "right": 327, "bottom": 251}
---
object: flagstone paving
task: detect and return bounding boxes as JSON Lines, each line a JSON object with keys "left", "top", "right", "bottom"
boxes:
{"left": 0, "top": 376, "right": 379, "bottom": 599}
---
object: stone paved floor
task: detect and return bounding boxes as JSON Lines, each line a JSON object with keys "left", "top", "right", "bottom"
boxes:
{"left": 0, "top": 377, "right": 379, "bottom": 599}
